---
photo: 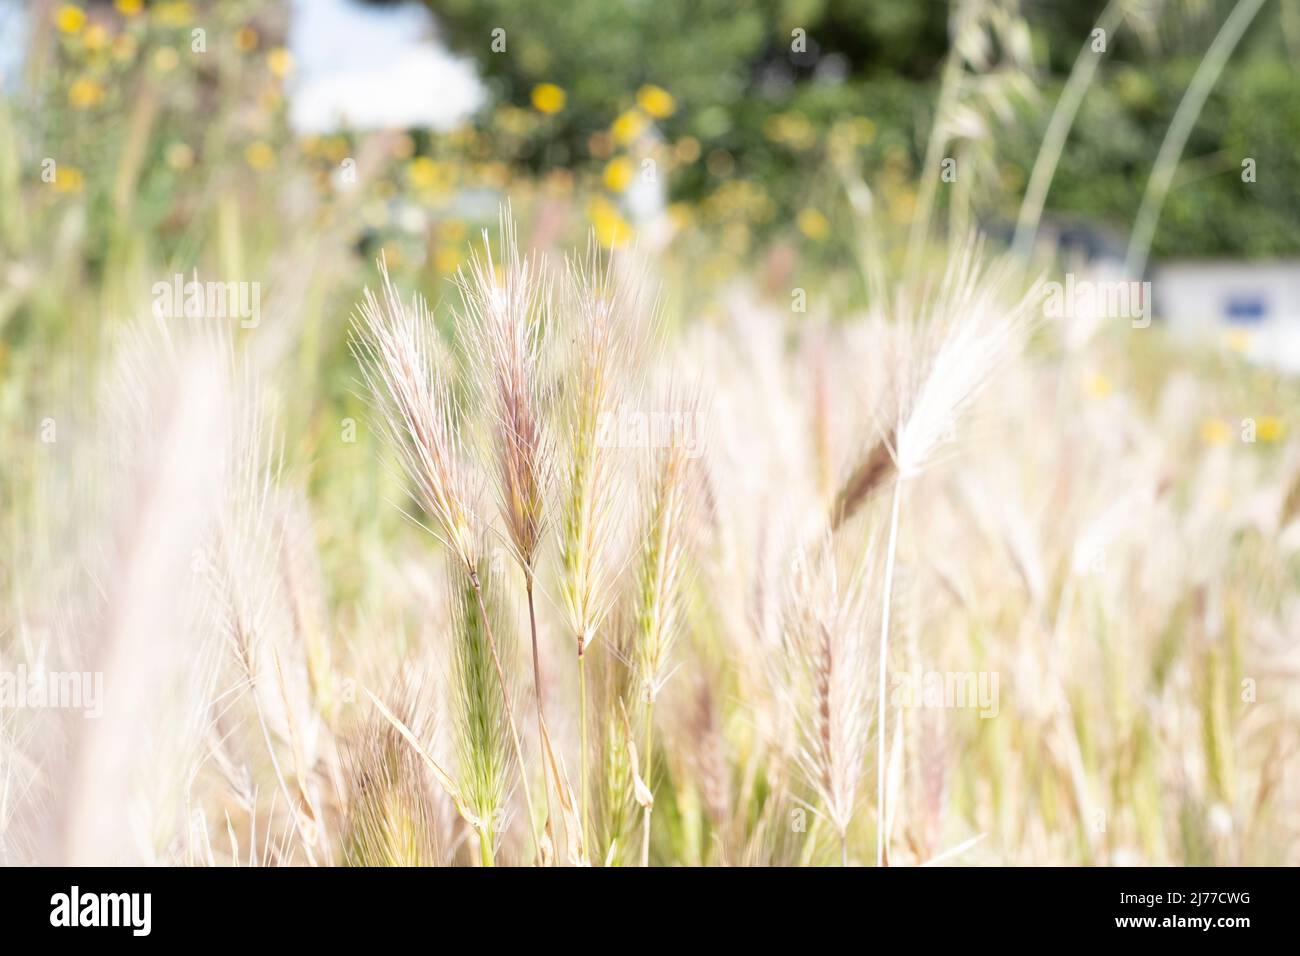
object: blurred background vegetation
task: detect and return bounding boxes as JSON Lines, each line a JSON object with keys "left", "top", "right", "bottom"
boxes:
{"left": 3, "top": 0, "right": 1297, "bottom": 523}
{"left": 429, "top": 0, "right": 1300, "bottom": 257}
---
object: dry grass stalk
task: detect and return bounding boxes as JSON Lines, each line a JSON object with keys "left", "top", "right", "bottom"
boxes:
{"left": 342, "top": 676, "right": 442, "bottom": 866}
{"left": 630, "top": 390, "right": 700, "bottom": 865}
{"left": 454, "top": 210, "right": 556, "bottom": 839}
{"left": 785, "top": 539, "right": 874, "bottom": 865}
{"left": 351, "top": 264, "right": 541, "bottom": 860}
{"left": 555, "top": 240, "right": 642, "bottom": 856}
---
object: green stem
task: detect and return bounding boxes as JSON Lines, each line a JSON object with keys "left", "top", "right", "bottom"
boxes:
{"left": 470, "top": 569, "right": 541, "bottom": 863}
{"left": 1124, "top": 0, "right": 1269, "bottom": 277}
{"left": 904, "top": 41, "right": 963, "bottom": 279}
{"left": 1012, "top": 0, "right": 1126, "bottom": 257}
{"left": 478, "top": 825, "right": 495, "bottom": 867}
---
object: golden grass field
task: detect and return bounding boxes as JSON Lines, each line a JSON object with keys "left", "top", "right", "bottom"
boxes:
{"left": 1, "top": 1, "right": 1297, "bottom": 867}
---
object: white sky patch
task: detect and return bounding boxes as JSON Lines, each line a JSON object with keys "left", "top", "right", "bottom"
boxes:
{"left": 0, "top": 0, "right": 27, "bottom": 89}
{"left": 287, "top": 0, "right": 486, "bottom": 135}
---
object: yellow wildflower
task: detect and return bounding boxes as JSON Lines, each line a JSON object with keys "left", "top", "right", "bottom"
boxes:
{"left": 407, "top": 157, "right": 453, "bottom": 193}
{"left": 611, "top": 109, "right": 648, "bottom": 145}
{"left": 56, "top": 5, "right": 85, "bottom": 34}
{"left": 797, "top": 208, "right": 829, "bottom": 241}
{"left": 267, "top": 48, "right": 294, "bottom": 78}
{"left": 153, "top": 2, "right": 192, "bottom": 27}
{"left": 52, "top": 166, "right": 85, "bottom": 193}
{"left": 588, "top": 197, "right": 632, "bottom": 248}
{"left": 1200, "top": 418, "right": 1231, "bottom": 445}
{"left": 530, "top": 83, "right": 566, "bottom": 114}
{"left": 602, "top": 156, "right": 633, "bottom": 193}
{"left": 434, "top": 246, "right": 461, "bottom": 275}
{"left": 1256, "top": 416, "right": 1285, "bottom": 443}
{"left": 245, "top": 141, "right": 275, "bottom": 170}
{"left": 83, "top": 24, "right": 110, "bottom": 52}
{"left": 68, "top": 77, "right": 104, "bottom": 109}
{"left": 636, "top": 84, "right": 676, "bottom": 119}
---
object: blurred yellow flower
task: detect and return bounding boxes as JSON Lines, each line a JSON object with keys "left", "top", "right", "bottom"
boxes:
{"left": 531, "top": 83, "right": 566, "bottom": 114}
{"left": 154, "top": 2, "right": 192, "bottom": 26}
{"left": 1083, "top": 370, "right": 1112, "bottom": 399}
{"left": 611, "top": 109, "right": 648, "bottom": 146}
{"left": 68, "top": 77, "right": 104, "bottom": 109}
{"left": 234, "top": 26, "right": 258, "bottom": 53}
{"left": 1257, "top": 416, "right": 1285, "bottom": 443}
{"left": 407, "top": 157, "right": 453, "bottom": 194}
{"left": 244, "top": 141, "right": 276, "bottom": 170}
{"left": 797, "top": 207, "right": 829, "bottom": 241}
{"left": 1200, "top": 418, "right": 1231, "bottom": 445}
{"left": 587, "top": 196, "right": 632, "bottom": 248}
{"left": 165, "top": 142, "right": 195, "bottom": 170}
{"left": 52, "top": 165, "right": 85, "bottom": 193}
{"left": 56, "top": 5, "right": 85, "bottom": 34}
{"left": 636, "top": 84, "right": 676, "bottom": 119}
{"left": 267, "top": 48, "right": 294, "bottom": 78}
{"left": 602, "top": 156, "right": 633, "bottom": 193}
{"left": 434, "top": 246, "right": 461, "bottom": 275}
{"left": 152, "top": 47, "right": 179, "bottom": 73}
{"left": 83, "top": 24, "right": 110, "bottom": 52}
{"left": 114, "top": 0, "right": 143, "bottom": 15}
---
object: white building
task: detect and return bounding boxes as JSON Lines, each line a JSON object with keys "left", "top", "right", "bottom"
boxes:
{"left": 1153, "top": 261, "right": 1300, "bottom": 374}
